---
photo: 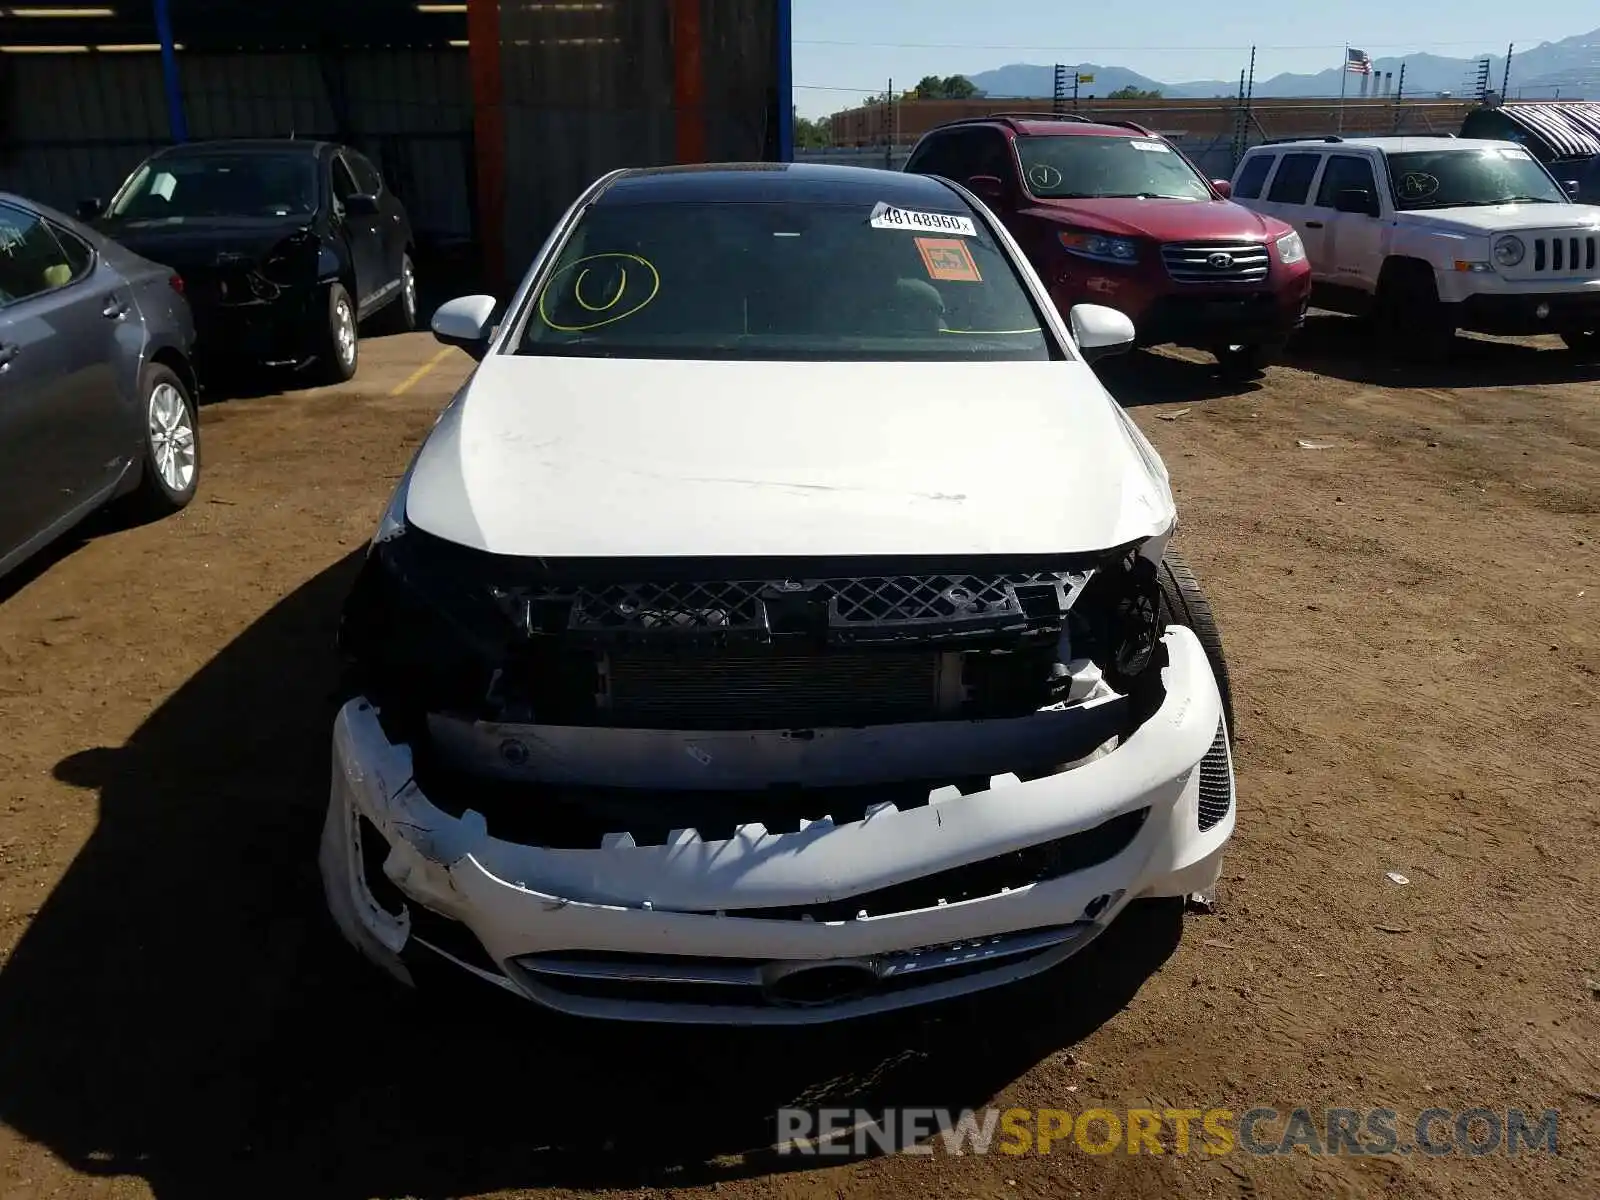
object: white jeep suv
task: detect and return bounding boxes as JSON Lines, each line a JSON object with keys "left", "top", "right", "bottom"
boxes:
{"left": 1229, "top": 135, "right": 1600, "bottom": 357}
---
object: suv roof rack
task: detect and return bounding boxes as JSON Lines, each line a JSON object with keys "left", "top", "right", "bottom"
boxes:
{"left": 932, "top": 112, "right": 1159, "bottom": 137}
{"left": 1255, "top": 133, "right": 1459, "bottom": 147}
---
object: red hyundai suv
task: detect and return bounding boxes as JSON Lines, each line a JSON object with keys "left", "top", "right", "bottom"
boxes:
{"left": 904, "top": 114, "right": 1312, "bottom": 378}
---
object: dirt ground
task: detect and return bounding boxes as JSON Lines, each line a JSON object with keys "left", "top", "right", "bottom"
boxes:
{"left": 0, "top": 318, "right": 1596, "bottom": 1200}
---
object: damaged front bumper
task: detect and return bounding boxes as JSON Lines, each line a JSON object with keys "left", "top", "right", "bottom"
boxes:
{"left": 319, "top": 625, "right": 1234, "bottom": 1025}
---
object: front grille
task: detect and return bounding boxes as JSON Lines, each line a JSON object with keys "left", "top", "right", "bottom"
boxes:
{"left": 602, "top": 649, "right": 944, "bottom": 728}
{"left": 512, "top": 925, "right": 1089, "bottom": 1011}
{"left": 174, "top": 261, "right": 256, "bottom": 307}
{"left": 1161, "top": 241, "right": 1271, "bottom": 284}
{"left": 1531, "top": 233, "right": 1599, "bottom": 274}
{"left": 1197, "top": 720, "right": 1233, "bottom": 831}
{"left": 504, "top": 571, "right": 1085, "bottom": 644}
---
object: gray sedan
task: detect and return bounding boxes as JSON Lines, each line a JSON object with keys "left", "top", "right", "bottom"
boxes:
{"left": 0, "top": 192, "right": 201, "bottom": 581}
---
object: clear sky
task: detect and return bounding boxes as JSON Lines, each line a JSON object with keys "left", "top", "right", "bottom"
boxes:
{"left": 791, "top": 0, "right": 1595, "bottom": 115}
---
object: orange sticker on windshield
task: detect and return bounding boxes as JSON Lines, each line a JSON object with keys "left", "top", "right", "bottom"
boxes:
{"left": 915, "top": 236, "right": 982, "bottom": 283}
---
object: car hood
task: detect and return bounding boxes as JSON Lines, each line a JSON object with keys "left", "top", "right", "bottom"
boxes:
{"left": 1024, "top": 196, "right": 1289, "bottom": 241}
{"left": 403, "top": 356, "right": 1175, "bottom": 559}
{"left": 1395, "top": 203, "right": 1600, "bottom": 235}
{"left": 94, "top": 215, "right": 313, "bottom": 271}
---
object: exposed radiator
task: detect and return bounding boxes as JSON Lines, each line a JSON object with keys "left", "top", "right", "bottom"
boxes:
{"left": 600, "top": 649, "right": 951, "bottom": 729}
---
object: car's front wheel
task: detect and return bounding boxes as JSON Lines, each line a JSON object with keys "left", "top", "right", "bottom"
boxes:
{"left": 316, "top": 282, "right": 359, "bottom": 384}
{"left": 1561, "top": 329, "right": 1599, "bottom": 358}
{"left": 127, "top": 362, "right": 200, "bottom": 519}
{"left": 1156, "top": 549, "right": 1234, "bottom": 737}
{"left": 1374, "top": 262, "right": 1455, "bottom": 362}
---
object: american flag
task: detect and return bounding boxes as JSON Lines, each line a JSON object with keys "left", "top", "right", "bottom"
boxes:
{"left": 1344, "top": 48, "right": 1373, "bottom": 75}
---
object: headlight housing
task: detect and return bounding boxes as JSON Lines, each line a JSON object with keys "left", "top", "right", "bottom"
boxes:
{"left": 1275, "top": 231, "right": 1306, "bottom": 265}
{"left": 1059, "top": 230, "right": 1140, "bottom": 264}
{"left": 1069, "top": 546, "right": 1163, "bottom": 689}
{"left": 1492, "top": 234, "right": 1525, "bottom": 268}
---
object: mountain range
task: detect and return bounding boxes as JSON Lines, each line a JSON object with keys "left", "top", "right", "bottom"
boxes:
{"left": 966, "top": 26, "right": 1599, "bottom": 102}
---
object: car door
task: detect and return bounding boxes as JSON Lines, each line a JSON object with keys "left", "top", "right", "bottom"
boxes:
{"left": 1308, "top": 153, "right": 1387, "bottom": 292}
{"left": 1254, "top": 151, "right": 1324, "bottom": 242}
{"left": 347, "top": 150, "right": 406, "bottom": 288}
{"left": 1229, "top": 152, "right": 1276, "bottom": 210}
{"left": 330, "top": 152, "right": 386, "bottom": 313}
{"left": 0, "top": 201, "right": 128, "bottom": 562}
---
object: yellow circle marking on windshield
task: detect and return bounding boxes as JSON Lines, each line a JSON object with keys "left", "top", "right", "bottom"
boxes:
{"left": 574, "top": 265, "right": 628, "bottom": 312}
{"left": 538, "top": 252, "right": 660, "bottom": 332}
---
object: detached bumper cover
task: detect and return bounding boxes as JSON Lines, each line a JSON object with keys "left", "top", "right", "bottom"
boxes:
{"left": 320, "top": 626, "right": 1234, "bottom": 1024}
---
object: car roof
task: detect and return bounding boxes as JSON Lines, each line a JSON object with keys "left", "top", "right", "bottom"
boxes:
{"left": 930, "top": 113, "right": 1158, "bottom": 139}
{"left": 1249, "top": 136, "right": 1519, "bottom": 155}
{"left": 150, "top": 138, "right": 330, "bottom": 159}
{"left": 596, "top": 162, "right": 968, "bottom": 209}
{"left": 0, "top": 191, "right": 81, "bottom": 229}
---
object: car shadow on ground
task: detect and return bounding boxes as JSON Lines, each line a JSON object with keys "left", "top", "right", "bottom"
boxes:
{"left": 0, "top": 554, "right": 1184, "bottom": 1200}
{"left": 1096, "top": 349, "right": 1268, "bottom": 407}
{"left": 1284, "top": 312, "right": 1600, "bottom": 389}
{"left": 0, "top": 505, "right": 156, "bottom": 606}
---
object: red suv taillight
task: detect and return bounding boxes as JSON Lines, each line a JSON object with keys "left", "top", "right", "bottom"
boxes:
{"left": 169, "top": 274, "right": 185, "bottom": 295}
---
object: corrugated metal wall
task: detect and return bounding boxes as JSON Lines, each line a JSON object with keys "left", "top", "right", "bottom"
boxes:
{"left": 497, "top": 0, "right": 675, "bottom": 275}
{"left": 0, "top": 49, "right": 474, "bottom": 243}
{"left": 496, "top": 0, "right": 779, "bottom": 277}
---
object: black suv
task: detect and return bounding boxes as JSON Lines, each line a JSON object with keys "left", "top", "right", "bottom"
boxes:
{"left": 85, "top": 139, "right": 417, "bottom": 383}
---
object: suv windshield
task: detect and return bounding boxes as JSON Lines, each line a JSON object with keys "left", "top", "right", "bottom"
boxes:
{"left": 516, "top": 199, "right": 1053, "bottom": 361}
{"left": 1016, "top": 135, "right": 1212, "bottom": 200}
{"left": 1386, "top": 148, "right": 1566, "bottom": 210}
{"left": 109, "top": 153, "right": 318, "bottom": 219}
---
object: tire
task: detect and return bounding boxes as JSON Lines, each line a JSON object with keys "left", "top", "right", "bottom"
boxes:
{"left": 316, "top": 282, "right": 359, "bottom": 384}
{"left": 1211, "top": 342, "right": 1270, "bottom": 381}
{"left": 1374, "top": 262, "right": 1455, "bottom": 363}
{"left": 375, "top": 253, "right": 419, "bottom": 335}
{"left": 1156, "top": 549, "right": 1235, "bottom": 738}
{"left": 127, "top": 362, "right": 200, "bottom": 519}
{"left": 1561, "top": 329, "right": 1600, "bottom": 358}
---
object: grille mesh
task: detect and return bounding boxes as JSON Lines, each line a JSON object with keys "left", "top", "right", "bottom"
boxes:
{"left": 1197, "top": 719, "right": 1234, "bottom": 831}
{"left": 515, "top": 572, "right": 1081, "bottom": 638}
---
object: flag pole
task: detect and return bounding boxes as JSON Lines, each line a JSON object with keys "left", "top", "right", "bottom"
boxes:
{"left": 1337, "top": 44, "right": 1348, "bottom": 133}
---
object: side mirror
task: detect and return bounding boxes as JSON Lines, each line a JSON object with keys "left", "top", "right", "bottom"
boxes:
{"left": 1211, "top": 179, "right": 1233, "bottom": 200}
{"left": 1333, "top": 187, "right": 1380, "bottom": 217}
{"left": 965, "top": 174, "right": 1008, "bottom": 205}
{"left": 1069, "top": 303, "right": 1136, "bottom": 363}
{"left": 77, "top": 197, "right": 104, "bottom": 221}
{"left": 1562, "top": 179, "right": 1580, "bottom": 199}
{"left": 431, "top": 294, "right": 498, "bottom": 359}
{"left": 344, "top": 193, "right": 380, "bottom": 218}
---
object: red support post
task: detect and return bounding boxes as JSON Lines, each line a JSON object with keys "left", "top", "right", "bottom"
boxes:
{"left": 672, "top": 0, "right": 706, "bottom": 164}
{"left": 467, "top": 0, "right": 507, "bottom": 294}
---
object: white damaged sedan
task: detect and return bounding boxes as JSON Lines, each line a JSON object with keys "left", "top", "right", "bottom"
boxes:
{"left": 321, "top": 162, "right": 1237, "bottom": 1024}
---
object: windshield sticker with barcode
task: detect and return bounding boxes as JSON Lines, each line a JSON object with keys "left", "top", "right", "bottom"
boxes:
{"left": 869, "top": 202, "right": 977, "bottom": 236}
{"left": 1129, "top": 139, "right": 1170, "bottom": 152}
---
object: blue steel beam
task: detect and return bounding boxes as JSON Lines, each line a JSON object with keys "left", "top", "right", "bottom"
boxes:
{"left": 776, "top": 0, "right": 794, "bottom": 162}
{"left": 153, "top": 0, "right": 188, "bottom": 142}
